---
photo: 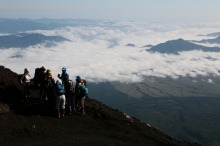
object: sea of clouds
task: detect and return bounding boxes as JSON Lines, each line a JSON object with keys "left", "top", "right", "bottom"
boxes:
{"left": 1, "top": 21, "right": 220, "bottom": 83}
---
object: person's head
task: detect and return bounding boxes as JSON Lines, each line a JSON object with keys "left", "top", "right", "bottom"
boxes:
{"left": 48, "top": 72, "right": 53, "bottom": 78}
{"left": 56, "top": 79, "right": 62, "bottom": 85}
{"left": 81, "top": 79, "right": 87, "bottom": 86}
{"left": 46, "top": 69, "right": 51, "bottom": 74}
{"left": 62, "top": 67, "right": 67, "bottom": 72}
{"left": 75, "top": 75, "right": 81, "bottom": 82}
{"left": 46, "top": 69, "right": 52, "bottom": 77}
{"left": 40, "top": 66, "right": 46, "bottom": 73}
{"left": 24, "top": 68, "right": 29, "bottom": 74}
{"left": 41, "top": 66, "right": 46, "bottom": 71}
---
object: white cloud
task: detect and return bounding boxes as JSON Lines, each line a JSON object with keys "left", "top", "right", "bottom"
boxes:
{"left": 1, "top": 22, "right": 220, "bottom": 83}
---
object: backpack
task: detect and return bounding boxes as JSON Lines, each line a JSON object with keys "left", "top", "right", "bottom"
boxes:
{"left": 42, "top": 76, "right": 55, "bottom": 88}
{"left": 55, "top": 82, "right": 65, "bottom": 95}
{"left": 64, "top": 79, "right": 74, "bottom": 93}
{"left": 80, "top": 84, "right": 88, "bottom": 96}
{"left": 75, "top": 82, "right": 82, "bottom": 95}
{"left": 47, "top": 77, "right": 55, "bottom": 88}
{"left": 34, "top": 68, "right": 40, "bottom": 85}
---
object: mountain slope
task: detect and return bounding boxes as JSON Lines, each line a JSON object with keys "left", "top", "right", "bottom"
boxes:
{"left": 0, "top": 33, "right": 69, "bottom": 49}
{"left": 0, "top": 66, "right": 200, "bottom": 146}
{"left": 88, "top": 79, "right": 220, "bottom": 146}
{"left": 195, "top": 36, "right": 220, "bottom": 44}
{"left": 206, "top": 32, "right": 220, "bottom": 37}
{"left": 149, "top": 38, "right": 220, "bottom": 54}
{"left": 0, "top": 19, "right": 49, "bottom": 33}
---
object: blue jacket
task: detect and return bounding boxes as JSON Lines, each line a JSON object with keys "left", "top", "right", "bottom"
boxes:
{"left": 55, "top": 81, "right": 65, "bottom": 95}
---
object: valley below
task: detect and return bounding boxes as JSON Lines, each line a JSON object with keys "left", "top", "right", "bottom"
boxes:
{"left": 89, "top": 77, "right": 220, "bottom": 146}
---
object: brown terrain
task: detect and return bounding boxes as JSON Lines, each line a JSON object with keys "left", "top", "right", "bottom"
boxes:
{"left": 0, "top": 66, "right": 201, "bottom": 146}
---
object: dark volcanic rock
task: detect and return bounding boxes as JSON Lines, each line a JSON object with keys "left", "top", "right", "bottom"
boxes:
{"left": 0, "top": 65, "right": 201, "bottom": 146}
{"left": 0, "top": 102, "right": 9, "bottom": 114}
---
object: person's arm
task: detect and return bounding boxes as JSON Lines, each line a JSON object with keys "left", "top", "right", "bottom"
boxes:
{"left": 57, "top": 74, "right": 61, "bottom": 79}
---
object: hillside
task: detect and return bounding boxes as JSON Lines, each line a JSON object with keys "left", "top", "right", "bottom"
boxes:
{"left": 195, "top": 36, "right": 220, "bottom": 44}
{"left": 0, "top": 33, "right": 69, "bottom": 49}
{"left": 149, "top": 38, "right": 220, "bottom": 54}
{"left": 0, "top": 66, "right": 201, "bottom": 146}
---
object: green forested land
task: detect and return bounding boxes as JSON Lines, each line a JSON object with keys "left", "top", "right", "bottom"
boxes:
{"left": 89, "top": 81, "right": 220, "bottom": 146}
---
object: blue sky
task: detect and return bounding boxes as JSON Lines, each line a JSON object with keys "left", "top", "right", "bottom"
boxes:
{"left": 0, "top": 0, "right": 220, "bottom": 23}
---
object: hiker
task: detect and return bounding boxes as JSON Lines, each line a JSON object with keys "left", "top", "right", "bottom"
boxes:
{"left": 63, "top": 76, "right": 75, "bottom": 115}
{"left": 33, "top": 67, "right": 40, "bottom": 87}
{"left": 34, "top": 66, "right": 46, "bottom": 87}
{"left": 75, "top": 76, "right": 88, "bottom": 115}
{"left": 39, "top": 66, "right": 48, "bottom": 101}
{"left": 78, "top": 79, "right": 88, "bottom": 115}
{"left": 20, "top": 68, "right": 32, "bottom": 100}
{"left": 74, "top": 75, "right": 82, "bottom": 112}
{"left": 58, "top": 67, "right": 69, "bottom": 82}
{"left": 40, "top": 69, "right": 56, "bottom": 102}
{"left": 54, "top": 79, "right": 66, "bottom": 118}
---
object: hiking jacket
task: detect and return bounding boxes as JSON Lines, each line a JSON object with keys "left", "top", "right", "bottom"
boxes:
{"left": 59, "top": 72, "right": 69, "bottom": 81}
{"left": 55, "top": 81, "right": 65, "bottom": 96}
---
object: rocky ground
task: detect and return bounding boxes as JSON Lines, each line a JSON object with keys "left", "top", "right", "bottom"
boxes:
{"left": 0, "top": 66, "right": 201, "bottom": 146}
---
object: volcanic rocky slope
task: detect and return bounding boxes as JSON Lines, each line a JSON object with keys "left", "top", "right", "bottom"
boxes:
{"left": 0, "top": 66, "right": 201, "bottom": 146}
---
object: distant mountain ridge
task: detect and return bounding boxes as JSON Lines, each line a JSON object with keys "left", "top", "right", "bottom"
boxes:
{"left": 194, "top": 36, "right": 220, "bottom": 44}
{"left": 0, "top": 19, "right": 53, "bottom": 33}
{"left": 149, "top": 38, "right": 220, "bottom": 54}
{"left": 205, "top": 32, "right": 220, "bottom": 37}
{"left": 0, "top": 18, "right": 104, "bottom": 33}
{"left": 0, "top": 33, "right": 69, "bottom": 49}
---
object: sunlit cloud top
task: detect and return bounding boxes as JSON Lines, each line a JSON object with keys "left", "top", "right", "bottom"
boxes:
{"left": 1, "top": 22, "right": 220, "bottom": 83}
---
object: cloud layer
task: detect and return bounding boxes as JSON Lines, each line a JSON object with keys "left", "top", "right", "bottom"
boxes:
{"left": 1, "top": 21, "right": 220, "bottom": 83}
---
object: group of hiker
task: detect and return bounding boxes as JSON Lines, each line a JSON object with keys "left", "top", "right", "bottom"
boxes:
{"left": 19, "top": 66, "right": 88, "bottom": 117}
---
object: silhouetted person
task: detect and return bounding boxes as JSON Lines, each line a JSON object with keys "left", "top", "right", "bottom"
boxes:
{"left": 74, "top": 75, "right": 81, "bottom": 112}
{"left": 39, "top": 66, "right": 47, "bottom": 101}
{"left": 43, "top": 70, "right": 56, "bottom": 105}
{"left": 63, "top": 76, "right": 75, "bottom": 115}
{"left": 20, "top": 68, "right": 31, "bottom": 100}
{"left": 78, "top": 79, "right": 88, "bottom": 115}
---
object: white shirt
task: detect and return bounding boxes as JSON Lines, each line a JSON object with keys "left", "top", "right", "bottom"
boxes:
{"left": 21, "top": 74, "right": 31, "bottom": 84}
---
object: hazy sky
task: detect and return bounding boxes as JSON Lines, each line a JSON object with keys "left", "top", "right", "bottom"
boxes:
{"left": 0, "top": 0, "right": 220, "bottom": 23}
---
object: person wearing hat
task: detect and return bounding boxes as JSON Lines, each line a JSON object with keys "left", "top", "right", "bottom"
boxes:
{"left": 74, "top": 75, "right": 82, "bottom": 113}
{"left": 39, "top": 66, "right": 47, "bottom": 101}
{"left": 54, "top": 79, "right": 66, "bottom": 118}
{"left": 20, "top": 68, "right": 32, "bottom": 100}
{"left": 40, "top": 69, "right": 56, "bottom": 103}
{"left": 58, "top": 67, "right": 69, "bottom": 83}
{"left": 36, "top": 66, "right": 46, "bottom": 87}
{"left": 78, "top": 79, "right": 88, "bottom": 115}
{"left": 63, "top": 75, "right": 75, "bottom": 115}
